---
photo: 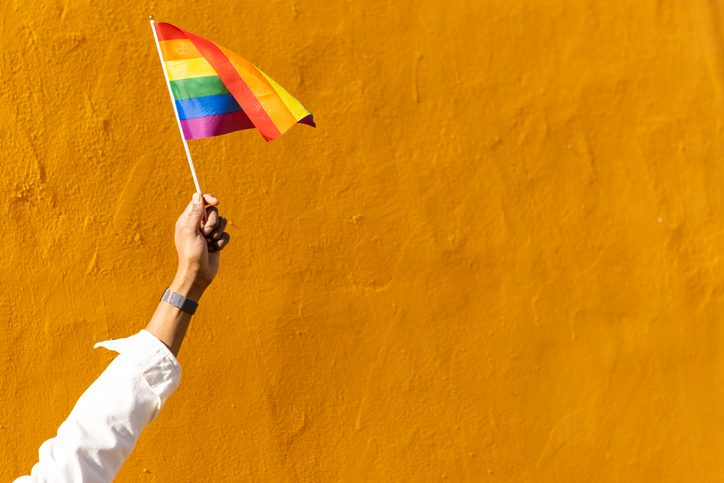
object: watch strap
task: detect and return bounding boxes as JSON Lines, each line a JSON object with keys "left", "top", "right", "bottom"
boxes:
{"left": 161, "top": 288, "right": 198, "bottom": 315}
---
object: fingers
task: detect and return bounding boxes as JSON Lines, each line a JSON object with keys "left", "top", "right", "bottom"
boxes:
{"left": 208, "top": 232, "right": 231, "bottom": 252}
{"left": 199, "top": 193, "right": 219, "bottom": 226}
{"left": 203, "top": 206, "right": 219, "bottom": 235}
{"left": 208, "top": 216, "right": 227, "bottom": 240}
{"left": 180, "top": 192, "right": 206, "bottom": 229}
{"left": 178, "top": 192, "right": 229, "bottom": 251}
{"left": 202, "top": 193, "right": 218, "bottom": 206}
{"left": 180, "top": 193, "right": 219, "bottom": 232}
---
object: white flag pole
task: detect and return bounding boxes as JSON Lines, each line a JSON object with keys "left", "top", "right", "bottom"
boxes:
{"left": 149, "top": 16, "right": 202, "bottom": 194}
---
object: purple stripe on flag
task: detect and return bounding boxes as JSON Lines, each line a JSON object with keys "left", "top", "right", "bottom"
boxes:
{"left": 298, "top": 114, "right": 316, "bottom": 127}
{"left": 180, "top": 110, "right": 255, "bottom": 140}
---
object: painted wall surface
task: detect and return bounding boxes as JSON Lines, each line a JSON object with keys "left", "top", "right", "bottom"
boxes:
{"left": 3, "top": 0, "right": 724, "bottom": 481}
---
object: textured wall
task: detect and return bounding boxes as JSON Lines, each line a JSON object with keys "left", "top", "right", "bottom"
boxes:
{"left": 3, "top": 0, "right": 724, "bottom": 481}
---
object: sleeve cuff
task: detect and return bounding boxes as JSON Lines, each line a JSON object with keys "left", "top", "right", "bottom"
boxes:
{"left": 94, "top": 330, "right": 182, "bottom": 412}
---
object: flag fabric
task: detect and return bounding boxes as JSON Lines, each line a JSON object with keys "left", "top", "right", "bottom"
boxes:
{"left": 155, "top": 22, "right": 315, "bottom": 142}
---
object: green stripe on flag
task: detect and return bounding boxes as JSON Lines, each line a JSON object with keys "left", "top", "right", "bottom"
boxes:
{"left": 170, "top": 75, "right": 230, "bottom": 100}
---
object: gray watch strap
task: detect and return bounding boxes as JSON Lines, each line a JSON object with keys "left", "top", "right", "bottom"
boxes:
{"left": 161, "top": 289, "right": 198, "bottom": 315}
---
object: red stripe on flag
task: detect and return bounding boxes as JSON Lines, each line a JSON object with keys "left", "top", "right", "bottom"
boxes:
{"left": 181, "top": 110, "right": 255, "bottom": 140}
{"left": 155, "top": 22, "right": 188, "bottom": 41}
{"left": 179, "top": 27, "right": 282, "bottom": 141}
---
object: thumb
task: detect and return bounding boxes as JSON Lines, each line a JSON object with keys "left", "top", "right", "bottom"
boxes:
{"left": 183, "top": 192, "right": 206, "bottom": 229}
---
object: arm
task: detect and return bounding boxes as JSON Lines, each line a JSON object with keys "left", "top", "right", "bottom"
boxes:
{"left": 16, "top": 192, "right": 230, "bottom": 483}
{"left": 146, "top": 192, "right": 230, "bottom": 356}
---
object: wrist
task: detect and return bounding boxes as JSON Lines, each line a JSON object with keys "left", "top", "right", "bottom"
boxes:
{"left": 169, "top": 269, "right": 208, "bottom": 301}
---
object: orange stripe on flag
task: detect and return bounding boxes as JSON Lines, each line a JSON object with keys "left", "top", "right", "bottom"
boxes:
{"left": 160, "top": 39, "right": 202, "bottom": 61}
{"left": 218, "top": 46, "right": 298, "bottom": 133}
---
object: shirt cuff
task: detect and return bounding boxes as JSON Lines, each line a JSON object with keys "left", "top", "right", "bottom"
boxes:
{"left": 94, "top": 330, "right": 182, "bottom": 413}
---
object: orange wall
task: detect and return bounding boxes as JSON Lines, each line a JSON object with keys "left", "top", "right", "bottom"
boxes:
{"left": 3, "top": 0, "right": 724, "bottom": 480}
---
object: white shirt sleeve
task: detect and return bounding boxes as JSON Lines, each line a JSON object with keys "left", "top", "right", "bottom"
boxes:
{"left": 15, "top": 329, "right": 182, "bottom": 483}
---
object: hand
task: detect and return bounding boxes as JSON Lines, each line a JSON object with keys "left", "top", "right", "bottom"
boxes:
{"left": 170, "top": 192, "right": 231, "bottom": 300}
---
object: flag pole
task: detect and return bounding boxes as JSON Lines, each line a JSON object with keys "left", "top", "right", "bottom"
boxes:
{"left": 149, "top": 15, "right": 202, "bottom": 194}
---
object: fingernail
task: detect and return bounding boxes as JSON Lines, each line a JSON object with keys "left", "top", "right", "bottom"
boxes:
{"left": 193, "top": 192, "right": 202, "bottom": 205}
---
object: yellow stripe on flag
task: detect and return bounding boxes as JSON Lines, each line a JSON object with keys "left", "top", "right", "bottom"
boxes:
{"left": 258, "top": 69, "right": 311, "bottom": 122}
{"left": 165, "top": 58, "right": 217, "bottom": 81}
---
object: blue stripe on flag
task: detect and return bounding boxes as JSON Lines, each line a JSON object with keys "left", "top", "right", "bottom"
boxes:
{"left": 175, "top": 93, "right": 241, "bottom": 120}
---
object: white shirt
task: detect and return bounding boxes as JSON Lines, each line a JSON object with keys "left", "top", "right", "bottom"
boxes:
{"left": 15, "top": 330, "right": 181, "bottom": 482}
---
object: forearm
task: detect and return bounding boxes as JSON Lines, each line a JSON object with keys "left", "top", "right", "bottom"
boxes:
{"left": 145, "top": 269, "right": 207, "bottom": 357}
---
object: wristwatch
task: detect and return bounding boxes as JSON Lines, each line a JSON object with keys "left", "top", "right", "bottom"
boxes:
{"left": 161, "top": 288, "right": 198, "bottom": 315}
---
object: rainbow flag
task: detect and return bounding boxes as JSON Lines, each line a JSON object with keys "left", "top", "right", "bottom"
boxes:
{"left": 154, "top": 22, "right": 315, "bottom": 142}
